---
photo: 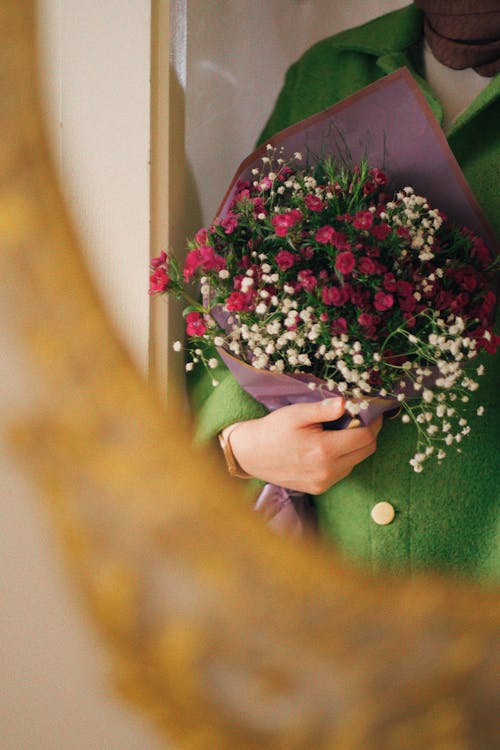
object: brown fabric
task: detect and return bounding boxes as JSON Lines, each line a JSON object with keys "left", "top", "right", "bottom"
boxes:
{"left": 414, "top": 0, "right": 500, "bottom": 76}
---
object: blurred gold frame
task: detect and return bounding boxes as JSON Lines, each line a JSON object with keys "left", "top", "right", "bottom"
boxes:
{"left": 1, "top": 3, "right": 498, "bottom": 748}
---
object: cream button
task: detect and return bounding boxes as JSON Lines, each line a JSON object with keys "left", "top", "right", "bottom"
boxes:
{"left": 371, "top": 501, "right": 395, "bottom": 526}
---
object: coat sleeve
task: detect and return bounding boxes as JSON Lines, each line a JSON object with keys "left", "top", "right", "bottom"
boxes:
{"left": 187, "top": 343, "right": 268, "bottom": 446}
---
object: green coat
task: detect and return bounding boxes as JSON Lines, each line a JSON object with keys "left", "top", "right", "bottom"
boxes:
{"left": 190, "top": 4, "right": 499, "bottom": 582}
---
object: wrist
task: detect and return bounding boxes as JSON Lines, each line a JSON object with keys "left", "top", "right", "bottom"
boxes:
{"left": 218, "top": 422, "right": 253, "bottom": 479}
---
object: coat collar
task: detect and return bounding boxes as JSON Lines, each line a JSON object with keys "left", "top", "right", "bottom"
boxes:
{"left": 332, "top": 3, "right": 499, "bottom": 136}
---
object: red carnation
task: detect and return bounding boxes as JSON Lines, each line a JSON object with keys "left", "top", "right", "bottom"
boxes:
{"left": 275, "top": 249, "right": 297, "bottom": 270}
{"left": 185, "top": 311, "right": 207, "bottom": 337}
{"left": 353, "top": 210, "right": 373, "bottom": 230}
{"left": 471, "top": 237, "right": 492, "bottom": 268}
{"left": 358, "top": 312, "right": 378, "bottom": 328}
{"left": 335, "top": 251, "right": 356, "bottom": 275}
{"left": 183, "top": 245, "right": 225, "bottom": 281}
{"left": 315, "top": 225, "right": 335, "bottom": 244}
{"left": 396, "top": 280, "right": 413, "bottom": 298}
{"left": 371, "top": 223, "right": 391, "bottom": 241}
{"left": 396, "top": 226, "right": 411, "bottom": 241}
{"left": 304, "top": 194, "right": 324, "bottom": 212}
{"left": 272, "top": 209, "right": 302, "bottom": 237}
{"left": 194, "top": 227, "right": 209, "bottom": 245}
{"left": 370, "top": 167, "right": 388, "bottom": 186}
{"left": 225, "top": 291, "right": 253, "bottom": 312}
{"left": 322, "top": 285, "right": 350, "bottom": 306}
{"left": 374, "top": 291, "right": 394, "bottom": 311}
{"left": 330, "top": 317, "right": 348, "bottom": 334}
{"left": 150, "top": 250, "right": 167, "bottom": 269}
{"left": 149, "top": 267, "right": 170, "bottom": 295}
{"left": 297, "top": 269, "right": 317, "bottom": 291}
{"left": 331, "top": 230, "right": 350, "bottom": 250}
{"left": 220, "top": 212, "right": 238, "bottom": 234}
{"left": 358, "top": 256, "right": 377, "bottom": 275}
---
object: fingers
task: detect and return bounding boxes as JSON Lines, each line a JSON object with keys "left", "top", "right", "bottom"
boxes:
{"left": 285, "top": 397, "right": 345, "bottom": 427}
{"left": 320, "top": 416, "right": 382, "bottom": 456}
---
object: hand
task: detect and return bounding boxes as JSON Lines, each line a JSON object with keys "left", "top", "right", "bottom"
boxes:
{"left": 228, "top": 398, "right": 383, "bottom": 495}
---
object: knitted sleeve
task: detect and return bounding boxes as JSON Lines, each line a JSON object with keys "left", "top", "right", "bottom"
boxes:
{"left": 187, "top": 344, "right": 268, "bottom": 446}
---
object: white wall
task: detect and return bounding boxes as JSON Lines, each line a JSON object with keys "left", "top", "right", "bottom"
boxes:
{"left": 36, "top": 0, "right": 151, "bottom": 375}
{"left": 0, "top": 3, "right": 164, "bottom": 749}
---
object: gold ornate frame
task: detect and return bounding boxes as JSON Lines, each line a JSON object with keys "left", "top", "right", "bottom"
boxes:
{"left": 1, "top": 2, "right": 498, "bottom": 748}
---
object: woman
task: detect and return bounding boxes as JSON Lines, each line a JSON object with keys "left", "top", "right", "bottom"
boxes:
{"left": 189, "top": 1, "right": 499, "bottom": 581}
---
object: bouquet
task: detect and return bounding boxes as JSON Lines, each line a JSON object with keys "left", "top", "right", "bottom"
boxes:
{"left": 149, "top": 148, "right": 498, "bottom": 472}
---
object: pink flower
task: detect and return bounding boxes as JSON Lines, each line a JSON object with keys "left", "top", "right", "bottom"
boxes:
{"left": 236, "top": 188, "right": 251, "bottom": 202}
{"left": 383, "top": 273, "right": 397, "bottom": 292}
{"left": 225, "top": 291, "right": 253, "bottom": 312}
{"left": 370, "top": 167, "right": 388, "bottom": 186}
{"left": 472, "top": 327, "right": 500, "bottom": 354}
{"left": 220, "top": 213, "right": 238, "bottom": 234}
{"left": 335, "top": 251, "right": 356, "bottom": 275}
{"left": 275, "top": 249, "right": 297, "bottom": 270}
{"left": 194, "top": 228, "right": 209, "bottom": 245}
{"left": 149, "top": 267, "right": 170, "bottom": 295}
{"left": 304, "top": 194, "right": 324, "bottom": 212}
{"left": 399, "top": 295, "right": 417, "bottom": 313}
{"left": 484, "top": 333, "right": 500, "bottom": 354}
{"left": 454, "top": 267, "right": 478, "bottom": 292}
{"left": 396, "top": 280, "right": 413, "bottom": 298}
{"left": 183, "top": 245, "right": 225, "bottom": 281}
{"left": 481, "top": 290, "right": 496, "bottom": 315}
{"left": 351, "top": 287, "right": 370, "bottom": 307}
{"left": 330, "top": 317, "right": 348, "bottom": 334}
{"left": 150, "top": 250, "right": 167, "bottom": 269}
{"left": 373, "top": 291, "right": 394, "bottom": 311}
{"left": 471, "top": 237, "right": 491, "bottom": 268}
{"left": 315, "top": 225, "right": 335, "bottom": 244}
{"left": 185, "top": 311, "right": 207, "bottom": 337}
{"left": 183, "top": 250, "right": 200, "bottom": 281}
{"left": 450, "top": 292, "right": 469, "bottom": 315}
{"left": 396, "top": 226, "right": 411, "bottom": 242}
{"left": 297, "top": 269, "right": 317, "bottom": 291}
{"left": 353, "top": 210, "right": 373, "bottom": 230}
{"left": 272, "top": 209, "right": 302, "bottom": 237}
{"left": 258, "top": 176, "right": 273, "bottom": 191}
{"left": 358, "top": 312, "right": 378, "bottom": 327}
{"left": 289, "top": 208, "right": 303, "bottom": 223}
{"left": 252, "top": 197, "right": 267, "bottom": 217}
{"left": 371, "top": 223, "right": 391, "bottom": 241}
{"left": 358, "top": 256, "right": 377, "bottom": 275}
{"left": 322, "top": 285, "right": 350, "bottom": 306}
{"left": 331, "top": 230, "right": 350, "bottom": 250}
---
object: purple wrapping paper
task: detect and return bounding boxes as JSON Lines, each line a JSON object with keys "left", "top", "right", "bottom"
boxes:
{"left": 217, "top": 68, "right": 496, "bottom": 248}
{"left": 217, "top": 347, "right": 398, "bottom": 428}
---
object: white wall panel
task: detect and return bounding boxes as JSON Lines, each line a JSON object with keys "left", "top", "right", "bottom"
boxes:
{"left": 37, "top": 0, "right": 151, "bottom": 374}
{"left": 0, "top": 3, "right": 164, "bottom": 749}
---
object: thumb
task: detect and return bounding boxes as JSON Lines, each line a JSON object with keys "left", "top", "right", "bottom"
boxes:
{"left": 286, "top": 397, "right": 345, "bottom": 428}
